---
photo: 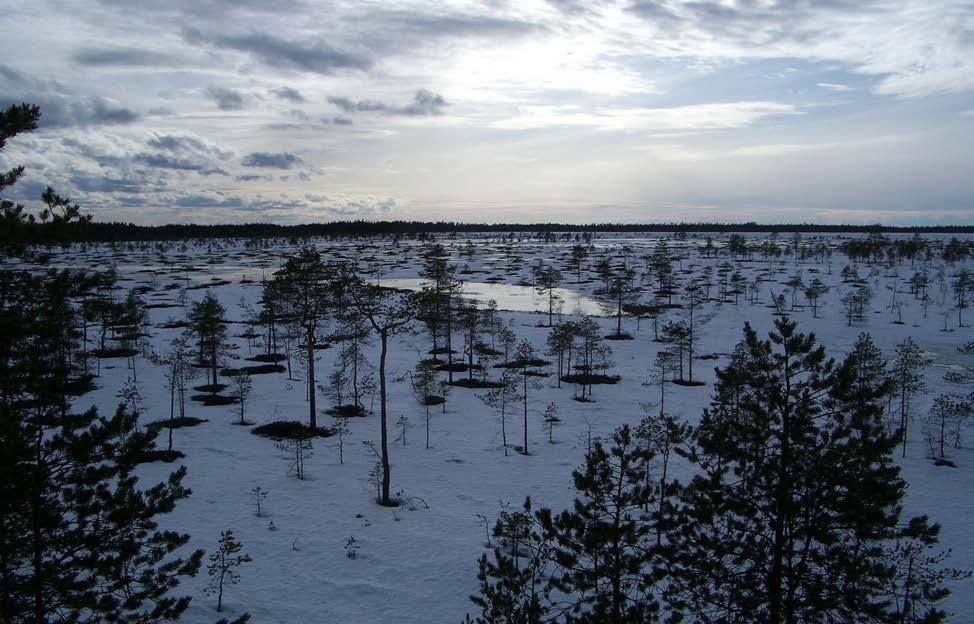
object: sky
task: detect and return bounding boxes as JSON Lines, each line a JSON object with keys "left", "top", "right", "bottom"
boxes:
{"left": 1, "top": 0, "right": 973, "bottom": 226}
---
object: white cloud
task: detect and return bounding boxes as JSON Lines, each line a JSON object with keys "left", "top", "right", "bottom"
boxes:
{"left": 492, "top": 101, "right": 799, "bottom": 132}
{"left": 616, "top": 0, "right": 974, "bottom": 99}
{"left": 816, "top": 82, "right": 853, "bottom": 92}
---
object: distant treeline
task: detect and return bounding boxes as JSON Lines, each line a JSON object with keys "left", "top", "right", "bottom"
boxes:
{"left": 4, "top": 219, "right": 974, "bottom": 245}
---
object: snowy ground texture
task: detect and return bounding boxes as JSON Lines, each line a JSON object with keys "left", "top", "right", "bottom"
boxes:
{"left": 14, "top": 232, "right": 974, "bottom": 623}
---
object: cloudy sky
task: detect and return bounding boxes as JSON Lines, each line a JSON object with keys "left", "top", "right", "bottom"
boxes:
{"left": 1, "top": 0, "right": 973, "bottom": 225}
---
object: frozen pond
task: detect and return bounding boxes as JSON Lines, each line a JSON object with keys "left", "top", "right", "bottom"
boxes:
{"left": 383, "top": 278, "right": 606, "bottom": 316}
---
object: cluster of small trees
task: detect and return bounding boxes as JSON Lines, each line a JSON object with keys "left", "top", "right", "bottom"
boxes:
{"left": 467, "top": 319, "right": 969, "bottom": 623}
{"left": 925, "top": 341, "right": 974, "bottom": 462}
{"left": 546, "top": 318, "right": 613, "bottom": 399}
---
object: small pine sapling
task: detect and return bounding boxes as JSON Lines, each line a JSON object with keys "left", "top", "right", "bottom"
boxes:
{"left": 413, "top": 358, "right": 439, "bottom": 448}
{"left": 206, "top": 530, "right": 252, "bottom": 613}
{"left": 542, "top": 402, "right": 560, "bottom": 444}
{"left": 475, "top": 513, "right": 492, "bottom": 547}
{"left": 477, "top": 369, "right": 520, "bottom": 456}
{"left": 438, "top": 379, "right": 451, "bottom": 413}
{"left": 396, "top": 414, "right": 411, "bottom": 445}
{"left": 250, "top": 486, "right": 268, "bottom": 517}
{"left": 332, "top": 415, "right": 351, "bottom": 464}
{"left": 345, "top": 536, "right": 360, "bottom": 559}
{"left": 578, "top": 414, "right": 600, "bottom": 455}
{"left": 363, "top": 441, "right": 384, "bottom": 502}
{"left": 232, "top": 371, "right": 252, "bottom": 425}
{"left": 276, "top": 433, "right": 313, "bottom": 480}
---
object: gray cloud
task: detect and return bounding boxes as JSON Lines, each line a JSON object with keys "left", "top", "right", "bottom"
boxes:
{"left": 304, "top": 194, "right": 396, "bottom": 216}
{"left": 172, "top": 193, "right": 245, "bottom": 209}
{"left": 284, "top": 108, "right": 310, "bottom": 121}
{"left": 185, "top": 28, "right": 372, "bottom": 74}
{"left": 543, "top": 0, "right": 593, "bottom": 15}
{"left": 133, "top": 153, "right": 228, "bottom": 175}
{"left": 73, "top": 46, "right": 174, "bottom": 66}
{"left": 327, "top": 89, "right": 448, "bottom": 116}
{"left": 355, "top": 9, "right": 542, "bottom": 54}
{"left": 271, "top": 86, "right": 305, "bottom": 102}
{"left": 134, "top": 133, "right": 231, "bottom": 175}
{"left": 146, "top": 133, "right": 232, "bottom": 158}
{"left": 241, "top": 151, "right": 303, "bottom": 169}
{"left": 400, "top": 89, "right": 448, "bottom": 115}
{"left": 0, "top": 64, "right": 138, "bottom": 127}
{"left": 326, "top": 96, "right": 386, "bottom": 113}
{"left": 627, "top": 1, "right": 891, "bottom": 50}
{"left": 71, "top": 173, "right": 149, "bottom": 194}
{"left": 5, "top": 95, "right": 137, "bottom": 128}
{"left": 204, "top": 86, "right": 246, "bottom": 111}
{"left": 0, "top": 64, "right": 29, "bottom": 85}
{"left": 236, "top": 173, "right": 273, "bottom": 182}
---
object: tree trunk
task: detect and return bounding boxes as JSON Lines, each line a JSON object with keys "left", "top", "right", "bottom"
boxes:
{"left": 616, "top": 289, "right": 623, "bottom": 335}
{"left": 307, "top": 328, "right": 316, "bottom": 430}
{"left": 210, "top": 345, "right": 218, "bottom": 389}
{"left": 444, "top": 290, "right": 454, "bottom": 383}
{"left": 217, "top": 568, "right": 225, "bottom": 612}
{"left": 468, "top": 329, "right": 475, "bottom": 382}
{"left": 169, "top": 380, "right": 175, "bottom": 451}
{"left": 688, "top": 304, "right": 695, "bottom": 383}
{"left": 379, "top": 329, "right": 391, "bottom": 505}
{"left": 548, "top": 288, "right": 554, "bottom": 326}
{"left": 31, "top": 422, "right": 44, "bottom": 624}
{"left": 770, "top": 352, "right": 793, "bottom": 624}
{"left": 522, "top": 372, "right": 529, "bottom": 454}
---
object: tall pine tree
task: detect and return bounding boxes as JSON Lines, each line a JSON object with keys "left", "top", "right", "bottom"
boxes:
{"left": 672, "top": 319, "right": 957, "bottom": 624}
{"left": 1, "top": 269, "right": 203, "bottom": 623}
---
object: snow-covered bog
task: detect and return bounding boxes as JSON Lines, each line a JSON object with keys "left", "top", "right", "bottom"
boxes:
{"left": 12, "top": 231, "right": 972, "bottom": 623}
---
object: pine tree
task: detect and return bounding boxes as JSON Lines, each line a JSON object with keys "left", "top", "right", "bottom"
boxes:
{"left": 458, "top": 299, "right": 483, "bottom": 382}
{"left": 188, "top": 291, "right": 231, "bottom": 391}
{"left": 636, "top": 410, "right": 690, "bottom": 546}
{"left": 150, "top": 335, "right": 196, "bottom": 451}
{"left": 468, "top": 499, "right": 551, "bottom": 624}
{"left": 649, "top": 239, "right": 673, "bottom": 297}
{"left": 535, "top": 266, "right": 564, "bottom": 326}
{"left": 1, "top": 270, "right": 204, "bottom": 622}
{"left": 330, "top": 316, "right": 374, "bottom": 416}
{"left": 891, "top": 337, "right": 930, "bottom": 457}
{"left": 603, "top": 268, "right": 637, "bottom": 338}
{"left": 538, "top": 425, "right": 663, "bottom": 623}
{"left": 232, "top": 371, "right": 252, "bottom": 425}
{"left": 272, "top": 247, "right": 331, "bottom": 429}
{"left": 513, "top": 341, "right": 541, "bottom": 455}
{"left": 414, "top": 359, "right": 440, "bottom": 449}
{"left": 673, "top": 319, "right": 958, "bottom": 624}
{"left": 542, "top": 402, "right": 560, "bottom": 444}
{"left": 885, "top": 517, "right": 971, "bottom": 624}
{"left": 546, "top": 321, "right": 577, "bottom": 388}
{"left": 420, "top": 243, "right": 464, "bottom": 382}
{"left": 468, "top": 426, "right": 670, "bottom": 623}
{"left": 0, "top": 104, "right": 40, "bottom": 251}
{"left": 206, "top": 530, "right": 252, "bottom": 613}
{"left": 569, "top": 244, "right": 588, "bottom": 284}
{"left": 953, "top": 269, "right": 971, "bottom": 327}
{"left": 335, "top": 269, "right": 419, "bottom": 506}
{"left": 478, "top": 370, "right": 520, "bottom": 456}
